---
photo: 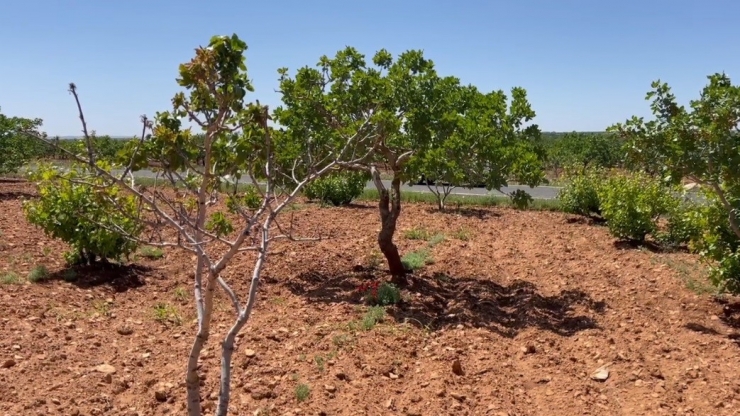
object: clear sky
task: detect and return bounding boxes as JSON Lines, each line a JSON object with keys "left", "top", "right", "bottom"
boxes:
{"left": 1, "top": 0, "right": 738, "bottom": 136}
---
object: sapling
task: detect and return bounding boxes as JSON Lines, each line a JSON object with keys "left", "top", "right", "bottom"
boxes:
{"left": 22, "top": 34, "right": 382, "bottom": 416}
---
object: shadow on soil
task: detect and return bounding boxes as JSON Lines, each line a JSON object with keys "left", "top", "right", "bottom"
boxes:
{"left": 0, "top": 190, "right": 36, "bottom": 201}
{"left": 685, "top": 299, "right": 740, "bottom": 349}
{"left": 45, "top": 263, "right": 151, "bottom": 292}
{"left": 285, "top": 270, "right": 606, "bottom": 338}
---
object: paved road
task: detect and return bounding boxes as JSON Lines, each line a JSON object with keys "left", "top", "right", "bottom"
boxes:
{"left": 116, "top": 169, "right": 563, "bottom": 200}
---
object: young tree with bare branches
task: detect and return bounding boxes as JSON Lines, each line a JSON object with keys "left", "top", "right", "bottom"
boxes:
{"left": 22, "top": 34, "right": 379, "bottom": 416}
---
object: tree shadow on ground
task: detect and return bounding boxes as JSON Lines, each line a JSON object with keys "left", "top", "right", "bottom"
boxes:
{"left": 0, "top": 190, "right": 36, "bottom": 201}
{"left": 613, "top": 240, "right": 669, "bottom": 253}
{"left": 284, "top": 270, "right": 606, "bottom": 338}
{"left": 45, "top": 263, "right": 151, "bottom": 292}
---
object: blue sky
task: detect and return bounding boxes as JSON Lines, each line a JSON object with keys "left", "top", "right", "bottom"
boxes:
{"left": 1, "top": 0, "right": 738, "bottom": 136}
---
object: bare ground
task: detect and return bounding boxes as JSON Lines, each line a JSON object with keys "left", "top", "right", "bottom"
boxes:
{"left": 1, "top": 181, "right": 739, "bottom": 416}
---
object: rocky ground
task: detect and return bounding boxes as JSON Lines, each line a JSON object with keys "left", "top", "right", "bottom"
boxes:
{"left": 1, "top": 181, "right": 739, "bottom": 416}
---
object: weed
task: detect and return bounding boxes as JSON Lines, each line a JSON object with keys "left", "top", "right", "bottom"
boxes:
{"left": 42, "top": 246, "right": 52, "bottom": 257}
{"left": 366, "top": 250, "right": 383, "bottom": 269}
{"left": 61, "top": 269, "right": 78, "bottom": 282}
{"left": 0, "top": 271, "right": 22, "bottom": 285}
{"left": 427, "top": 233, "right": 446, "bottom": 247}
{"left": 404, "top": 227, "right": 431, "bottom": 240}
{"left": 357, "top": 281, "right": 401, "bottom": 306}
{"left": 91, "top": 299, "right": 112, "bottom": 317}
{"left": 432, "top": 272, "right": 452, "bottom": 283}
{"left": 401, "top": 249, "right": 434, "bottom": 271}
{"left": 153, "top": 302, "right": 182, "bottom": 325}
{"left": 297, "top": 354, "right": 306, "bottom": 362}
{"left": 270, "top": 296, "right": 287, "bottom": 306}
{"left": 314, "top": 355, "right": 326, "bottom": 372}
{"left": 332, "top": 333, "right": 355, "bottom": 349}
{"left": 173, "top": 286, "right": 188, "bottom": 302}
{"left": 27, "top": 264, "right": 50, "bottom": 283}
{"left": 452, "top": 227, "right": 472, "bottom": 241}
{"left": 362, "top": 306, "right": 386, "bottom": 330}
{"left": 295, "top": 383, "right": 311, "bottom": 402}
{"left": 139, "top": 246, "right": 165, "bottom": 260}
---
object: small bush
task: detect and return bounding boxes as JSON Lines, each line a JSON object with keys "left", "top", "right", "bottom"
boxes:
{"left": 597, "top": 173, "right": 677, "bottom": 242}
{"left": 295, "top": 383, "right": 311, "bottom": 402}
{"left": 357, "top": 281, "right": 401, "bottom": 306}
{"left": 401, "top": 249, "right": 433, "bottom": 271}
{"left": 361, "top": 306, "right": 386, "bottom": 330}
{"left": 24, "top": 163, "right": 142, "bottom": 265}
{"left": 1, "top": 271, "right": 22, "bottom": 285}
{"left": 303, "top": 171, "right": 368, "bottom": 206}
{"left": 404, "top": 227, "right": 431, "bottom": 240}
{"left": 139, "top": 246, "right": 165, "bottom": 260}
{"left": 557, "top": 168, "right": 604, "bottom": 216}
{"left": 509, "top": 189, "right": 533, "bottom": 210}
{"left": 689, "top": 195, "right": 740, "bottom": 292}
{"left": 657, "top": 199, "right": 704, "bottom": 248}
{"left": 27, "top": 265, "right": 50, "bottom": 283}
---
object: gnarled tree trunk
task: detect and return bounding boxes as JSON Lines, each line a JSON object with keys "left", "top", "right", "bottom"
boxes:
{"left": 371, "top": 167, "right": 406, "bottom": 280}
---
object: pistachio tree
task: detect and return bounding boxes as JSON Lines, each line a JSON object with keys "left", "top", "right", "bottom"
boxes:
{"left": 0, "top": 109, "right": 44, "bottom": 176}
{"left": 276, "top": 47, "right": 470, "bottom": 277}
{"left": 406, "top": 83, "right": 545, "bottom": 210}
{"left": 609, "top": 73, "right": 740, "bottom": 289}
{"left": 23, "top": 34, "right": 376, "bottom": 416}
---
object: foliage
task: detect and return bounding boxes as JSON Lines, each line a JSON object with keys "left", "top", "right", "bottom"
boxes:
{"left": 401, "top": 249, "right": 433, "bottom": 271}
{"left": 0, "top": 108, "right": 45, "bottom": 175}
{"left": 303, "top": 171, "right": 368, "bottom": 206}
{"left": 27, "top": 264, "right": 51, "bottom": 283}
{"left": 557, "top": 167, "right": 605, "bottom": 216}
{"left": 544, "top": 132, "right": 624, "bottom": 175}
{"left": 596, "top": 172, "right": 679, "bottom": 242}
{"left": 657, "top": 198, "right": 704, "bottom": 248}
{"left": 356, "top": 281, "right": 401, "bottom": 306}
{"left": 609, "top": 72, "right": 740, "bottom": 291}
{"left": 688, "top": 194, "right": 740, "bottom": 292}
{"left": 276, "top": 46, "right": 543, "bottom": 275}
{"left": 405, "top": 82, "right": 546, "bottom": 210}
{"left": 24, "top": 162, "right": 142, "bottom": 264}
{"left": 509, "top": 189, "right": 534, "bottom": 210}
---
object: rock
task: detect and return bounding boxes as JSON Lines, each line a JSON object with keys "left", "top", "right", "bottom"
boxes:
{"left": 1, "top": 359, "right": 16, "bottom": 368}
{"left": 95, "top": 364, "right": 116, "bottom": 374}
{"left": 334, "top": 371, "right": 348, "bottom": 381}
{"left": 117, "top": 326, "right": 134, "bottom": 336}
{"left": 450, "top": 392, "right": 466, "bottom": 401}
{"left": 51, "top": 398, "right": 61, "bottom": 405}
{"left": 591, "top": 366, "right": 609, "bottom": 382}
{"left": 244, "top": 349, "right": 256, "bottom": 358}
{"left": 103, "top": 373, "right": 113, "bottom": 384}
{"left": 521, "top": 344, "right": 536, "bottom": 354}
{"left": 154, "top": 387, "right": 168, "bottom": 402}
{"left": 324, "top": 384, "right": 336, "bottom": 393}
{"left": 11, "top": 345, "right": 20, "bottom": 351}
{"left": 452, "top": 359, "right": 464, "bottom": 376}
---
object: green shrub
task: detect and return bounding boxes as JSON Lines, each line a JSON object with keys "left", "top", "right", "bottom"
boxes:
{"left": 597, "top": 173, "right": 677, "bottom": 242}
{"left": 358, "top": 281, "right": 402, "bottom": 306}
{"left": 303, "top": 171, "right": 368, "bottom": 206}
{"left": 557, "top": 168, "right": 604, "bottom": 216}
{"left": 24, "top": 163, "right": 142, "bottom": 265}
{"left": 689, "top": 195, "right": 740, "bottom": 292}
{"left": 657, "top": 199, "right": 704, "bottom": 248}
{"left": 509, "top": 189, "right": 533, "bottom": 210}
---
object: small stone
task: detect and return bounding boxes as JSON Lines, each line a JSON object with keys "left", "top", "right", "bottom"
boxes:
{"left": 244, "top": 349, "right": 256, "bottom": 358}
{"left": 521, "top": 344, "right": 536, "bottom": 354}
{"left": 450, "top": 392, "right": 466, "bottom": 401}
{"left": 591, "top": 366, "right": 609, "bottom": 382}
{"left": 117, "top": 326, "right": 134, "bottom": 336}
{"left": 435, "top": 389, "right": 445, "bottom": 397}
{"left": 452, "top": 359, "right": 464, "bottom": 376}
{"left": 11, "top": 345, "right": 20, "bottom": 351}
{"left": 103, "top": 373, "right": 113, "bottom": 384}
{"left": 2, "top": 359, "right": 16, "bottom": 368}
{"left": 51, "top": 398, "right": 61, "bottom": 405}
{"left": 95, "top": 364, "right": 116, "bottom": 374}
{"left": 324, "top": 384, "right": 336, "bottom": 393}
{"left": 154, "top": 387, "right": 168, "bottom": 402}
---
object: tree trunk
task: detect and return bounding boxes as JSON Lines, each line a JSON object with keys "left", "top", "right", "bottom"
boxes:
{"left": 371, "top": 167, "right": 405, "bottom": 279}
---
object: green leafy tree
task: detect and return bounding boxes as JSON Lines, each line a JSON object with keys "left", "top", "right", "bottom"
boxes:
{"left": 0, "top": 109, "right": 44, "bottom": 175}
{"left": 609, "top": 73, "right": 740, "bottom": 289}
{"left": 24, "top": 161, "right": 142, "bottom": 264}
{"left": 276, "top": 47, "right": 541, "bottom": 276}
{"left": 406, "top": 82, "right": 545, "bottom": 210}
{"left": 21, "top": 34, "right": 373, "bottom": 416}
{"left": 544, "top": 132, "right": 624, "bottom": 177}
